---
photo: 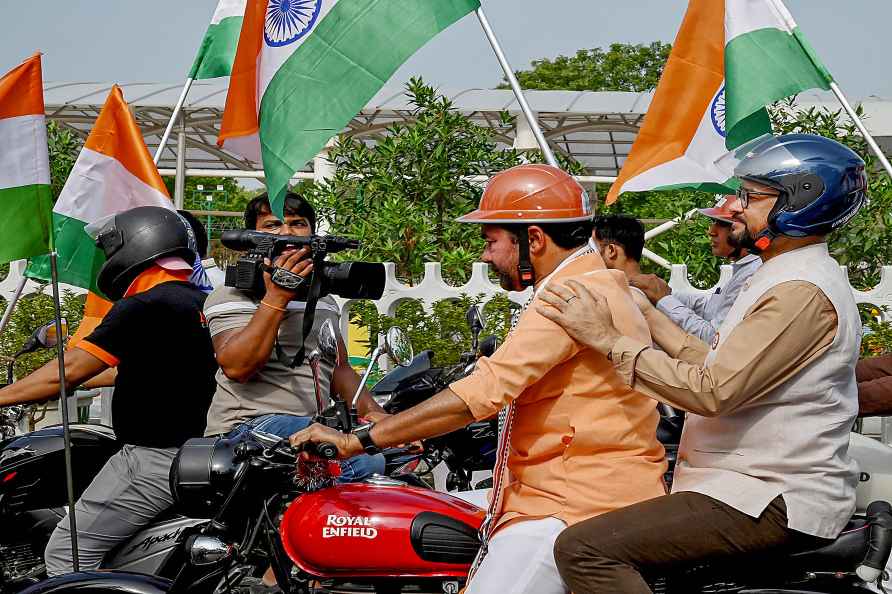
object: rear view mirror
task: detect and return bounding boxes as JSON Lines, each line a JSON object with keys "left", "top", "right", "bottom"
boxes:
{"left": 466, "top": 305, "right": 486, "bottom": 333}
{"left": 384, "top": 327, "right": 414, "bottom": 367}
{"left": 16, "top": 319, "right": 68, "bottom": 357}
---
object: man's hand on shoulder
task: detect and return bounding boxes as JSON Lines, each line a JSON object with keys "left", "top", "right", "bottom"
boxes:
{"left": 629, "top": 274, "right": 671, "bottom": 305}
{"left": 536, "top": 279, "right": 622, "bottom": 355}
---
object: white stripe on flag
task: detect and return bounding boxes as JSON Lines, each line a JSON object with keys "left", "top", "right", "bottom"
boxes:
{"left": 0, "top": 115, "right": 50, "bottom": 190}
{"left": 210, "top": 0, "right": 247, "bottom": 25}
{"left": 53, "top": 148, "right": 173, "bottom": 222}
{"left": 725, "top": 0, "right": 793, "bottom": 41}
{"left": 258, "top": 0, "right": 341, "bottom": 101}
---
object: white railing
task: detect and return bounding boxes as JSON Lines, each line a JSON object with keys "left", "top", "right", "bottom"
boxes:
{"left": 7, "top": 259, "right": 892, "bottom": 328}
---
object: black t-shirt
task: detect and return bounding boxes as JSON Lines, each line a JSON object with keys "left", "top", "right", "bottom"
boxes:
{"left": 85, "top": 281, "right": 218, "bottom": 448}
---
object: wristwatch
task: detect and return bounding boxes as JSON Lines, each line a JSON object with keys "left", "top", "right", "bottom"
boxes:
{"left": 352, "top": 423, "right": 380, "bottom": 455}
{"left": 270, "top": 266, "right": 306, "bottom": 290}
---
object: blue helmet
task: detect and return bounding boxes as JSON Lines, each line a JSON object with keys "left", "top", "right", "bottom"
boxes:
{"left": 731, "top": 133, "right": 868, "bottom": 239}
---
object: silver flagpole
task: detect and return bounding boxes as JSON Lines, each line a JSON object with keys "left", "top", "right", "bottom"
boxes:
{"left": 828, "top": 82, "right": 892, "bottom": 179}
{"left": 153, "top": 77, "right": 194, "bottom": 165}
{"left": 768, "top": 0, "right": 892, "bottom": 178}
{"left": 474, "top": 6, "right": 558, "bottom": 168}
{"left": 0, "top": 272, "right": 28, "bottom": 336}
{"left": 49, "top": 250, "right": 79, "bottom": 571}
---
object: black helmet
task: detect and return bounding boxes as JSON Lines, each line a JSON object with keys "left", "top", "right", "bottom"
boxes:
{"left": 94, "top": 206, "right": 195, "bottom": 301}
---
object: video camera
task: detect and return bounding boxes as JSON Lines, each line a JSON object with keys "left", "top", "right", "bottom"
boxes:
{"left": 221, "top": 230, "right": 385, "bottom": 301}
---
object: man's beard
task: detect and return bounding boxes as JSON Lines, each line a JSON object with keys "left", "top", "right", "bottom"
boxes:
{"left": 491, "top": 263, "right": 517, "bottom": 291}
{"left": 732, "top": 225, "right": 762, "bottom": 254}
{"left": 725, "top": 227, "right": 745, "bottom": 259}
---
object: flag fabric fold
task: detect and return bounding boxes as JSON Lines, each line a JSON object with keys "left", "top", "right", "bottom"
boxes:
{"left": 219, "top": 0, "right": 480, "bottom": 215}
{"left": 0, "top": 54, "right": 52, "bottom": 264}
{"left": 28, "top": 86, "right": 174, "bottom": 298}
{"left": 189, "top": 0, "right": 247, "bottom": 80}
{"left": 607, "top": 0, "right": 832, "bottom": 204}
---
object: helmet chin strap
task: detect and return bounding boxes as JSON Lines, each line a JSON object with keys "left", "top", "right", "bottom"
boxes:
{"left": 515, "top": 227, "right": 536, "bottom": 289}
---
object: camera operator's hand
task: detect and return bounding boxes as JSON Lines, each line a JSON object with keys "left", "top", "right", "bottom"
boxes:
{"left": 263, "top": 247, "right": 314, "bottom": 307}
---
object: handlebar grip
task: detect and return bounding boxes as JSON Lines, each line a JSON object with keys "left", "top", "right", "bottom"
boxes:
{"left": 309, "top": 442, "right": 339, "bottom": 460}
{"left": 857, "top": 501, "right": 892, "bottom": 583}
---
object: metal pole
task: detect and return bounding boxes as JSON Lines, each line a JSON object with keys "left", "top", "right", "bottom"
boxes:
{"left": 154, "top": 77, "right": 194, "bottom": 165}
{"left": 0, "top": 273, "right": 28, "bottom": 336}
{"left": 644, "top": 208, "right": 699, "bottom": 240}
{"left": 174, "top": 118, "right": 187, "bottom": 210}
{"left": 50, "top": 251, "right": 79, "bottom": 571}
{"left": 474, "top": 6, "right": 558, "bottom": 168}
{"left": 829, "top": 82, "right": 892, "bottom": 179}
{"left": 641, "top": 248, "right": 672, "bottom": 271}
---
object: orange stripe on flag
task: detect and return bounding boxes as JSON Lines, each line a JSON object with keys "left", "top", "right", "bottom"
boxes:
{"left": 218, "top": 0, "right": 266, "bottom": 146}
{"left": 84, "top": 86, "right": 170, "bottom": 198}
{"left": 606, "top": 0, "right": 724, "bottom": 204}
{"left": 0, "top": 54, "right": 45, "bottom": 120}
{"left": 68, "top": 292, "right": 114, "bottom": 349}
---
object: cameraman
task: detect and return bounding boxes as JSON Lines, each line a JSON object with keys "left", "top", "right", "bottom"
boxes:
{"left": 203, "top": 192, "right": 386, "bottom": 481}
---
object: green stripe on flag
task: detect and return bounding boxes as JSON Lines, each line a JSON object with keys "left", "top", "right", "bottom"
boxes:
{"left": 725, "top": 27, "right": 832, "bottom": 147}
{"left": 259, "top": 0, "right": 480, "bottom": 215}
{"left": 189, "top": 16, "right": 243, "bottom": 80}
{"left": 27, "top": 213, "right": 106, "bottom": 294}
{"left": 0, "top": 184, "right": 52, "bottom": 264}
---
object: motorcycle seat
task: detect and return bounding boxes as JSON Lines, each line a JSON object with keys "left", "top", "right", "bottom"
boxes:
{"left": 788, "top": 519, "right": 869, "bottom": 570}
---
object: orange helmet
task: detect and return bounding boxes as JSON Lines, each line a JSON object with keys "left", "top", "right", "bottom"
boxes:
{"left": 456, "top": 164, "right": 593, "bottom": 224}
{"left": 697, "top": 195, "right": 737, "bottom": 224}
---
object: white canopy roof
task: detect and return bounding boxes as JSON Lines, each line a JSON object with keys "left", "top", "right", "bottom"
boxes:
{"left": 44, "top": 81, "right": 892, "bottom": 178}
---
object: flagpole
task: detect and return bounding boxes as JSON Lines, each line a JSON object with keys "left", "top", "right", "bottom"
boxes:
{"left": 0, "top": 272, "right": 28, "bottom": 336}
{"left": 769, "top": 0, "right": 892, "bottom": 178}
{"left": 828, "top": 82, "right": 892, "bottom": 179}
{"left": 474, "top": 6, "right": 558, "bottom": 168}
{"left": 153, "top": 77, "right": 194, "bottom": 165}
{"left": 49, "top": 250, "right": 79, "bottom": 571}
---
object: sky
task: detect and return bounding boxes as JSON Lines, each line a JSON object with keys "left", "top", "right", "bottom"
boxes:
{"left": 1, "top": 0, "right": 889, "bottom": 100}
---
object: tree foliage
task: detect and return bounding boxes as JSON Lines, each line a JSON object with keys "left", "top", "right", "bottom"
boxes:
{"left": 501, "top": 42, "right": 672, "bottom": 92}
{"left": 304, "top": 78, "right": 525, "bottom": 285}
{"left": 0, "top": 290, "right": 85, "bottom": 380}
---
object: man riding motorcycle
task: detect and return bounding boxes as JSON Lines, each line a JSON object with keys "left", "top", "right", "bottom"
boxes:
{"left": 536, "top": 134, "right": 867, "bottom": 593}
{"left": 289, "top": 164, "right": 668, "bottom": 594}
{"left": 0, "top": 206, "right": 218, "bottom": 575}
{"left": 202, "top": 192, "right": 386, "bottom": 481}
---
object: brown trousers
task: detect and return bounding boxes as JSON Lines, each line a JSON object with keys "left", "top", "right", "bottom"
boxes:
{"left": 553, "top": 491, "right": 828, "bottom": 594}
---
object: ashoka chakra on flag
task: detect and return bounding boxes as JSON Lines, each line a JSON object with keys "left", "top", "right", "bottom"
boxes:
{"left": 264, "top": 0, "right": 322, "bottom": 46}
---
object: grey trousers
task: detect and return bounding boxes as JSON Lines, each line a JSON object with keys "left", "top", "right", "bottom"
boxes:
{"left": 45, "top": 445, "right": 177, "bottom": 576}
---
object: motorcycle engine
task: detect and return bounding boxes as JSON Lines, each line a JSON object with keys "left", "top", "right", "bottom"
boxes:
{"left": 0, "top": 540, "right": 45, "bottom": 586}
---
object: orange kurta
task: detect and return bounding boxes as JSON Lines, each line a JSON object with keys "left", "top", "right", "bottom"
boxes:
{"left": 450, "top": 252, "right": 667, "bottom": 530}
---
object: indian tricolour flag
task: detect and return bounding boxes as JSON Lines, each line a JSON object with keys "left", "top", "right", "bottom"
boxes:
{"left": 607, "top": 0, "right": 832, "bottom": 204}
{"left": 0, "top": 54, "right": 52, "bottom": 264}
{"left": 219, "top": 0, "right": 480, "bottom": 214}
{"left": 189, "top": 0, "right": 247, "bottom": 80}
{"left": 28, "top": 86, "right": 174, "bottom": 298}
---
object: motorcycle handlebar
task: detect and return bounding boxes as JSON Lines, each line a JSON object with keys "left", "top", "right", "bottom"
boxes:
{"left": 292, "top": 440, "right": 339, "bottom": 460}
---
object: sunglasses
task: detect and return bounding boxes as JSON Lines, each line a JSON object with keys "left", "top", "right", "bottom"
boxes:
{"left": 735, "top": 187, "right": 778, "bottom": 209}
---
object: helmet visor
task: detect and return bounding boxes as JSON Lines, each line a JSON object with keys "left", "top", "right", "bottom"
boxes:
{"left": 714, "top": 134, "right": 801, "bottom": 186}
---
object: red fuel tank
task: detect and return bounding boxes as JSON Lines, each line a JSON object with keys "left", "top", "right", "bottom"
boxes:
{"left": 280, "top": 478, "right": 484, "bottom": 579}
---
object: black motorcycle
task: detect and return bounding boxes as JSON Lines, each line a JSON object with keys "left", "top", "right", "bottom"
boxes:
{"left": 370, "top": 306, "right": 499, "bottom": 491}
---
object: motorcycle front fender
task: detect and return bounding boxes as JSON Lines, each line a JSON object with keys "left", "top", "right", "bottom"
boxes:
{"left": 18, "top": 571, "right": 171, "bottom": 594}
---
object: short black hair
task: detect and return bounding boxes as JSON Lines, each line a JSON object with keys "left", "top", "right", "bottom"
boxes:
{"left": 593, "top": 215, "right": 645, "bottom": 262}
{"left": 177, "top": 209, "right": 209, "bottom": 259}
{"left": 244, "top": 191, "right": 317, "bottom": 232}
{"left": 500, "top": 220, "right": 594, "bottom": 250}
